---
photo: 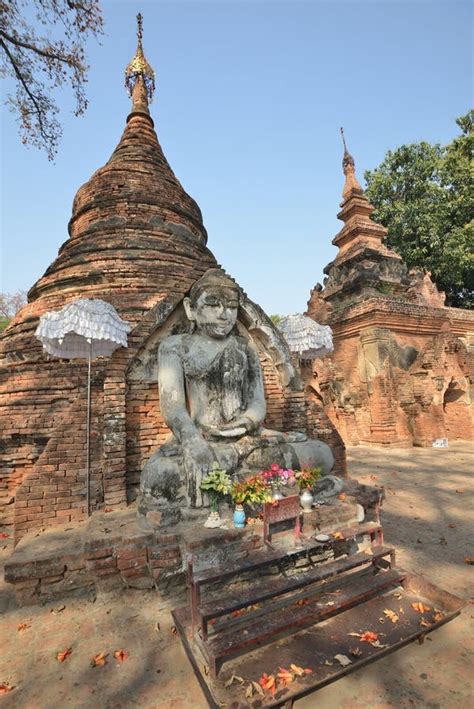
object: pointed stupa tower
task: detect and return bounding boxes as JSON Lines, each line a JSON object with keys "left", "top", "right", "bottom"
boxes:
{"left": 1, "top": 16, "right": 309, "bottom": 545}
{"left": 27, "top": 13, "right": 215, "bottom": 316}
{"left": 320, "top": 129, "right": 415, "bottom": 306}
{"left": 0, "top": 15, "right": 220, "bottom": 539}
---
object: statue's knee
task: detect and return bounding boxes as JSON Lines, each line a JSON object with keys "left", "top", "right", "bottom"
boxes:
{"left": 290, "top": 440, "right": 334, "bottom": 474}
{"left": 140, "top": 454, "right": 183, "bottom": 503}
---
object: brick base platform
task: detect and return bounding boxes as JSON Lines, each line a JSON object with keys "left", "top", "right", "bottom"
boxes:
{"left": 4, "top": 481, "right": 381, "bottom": 607}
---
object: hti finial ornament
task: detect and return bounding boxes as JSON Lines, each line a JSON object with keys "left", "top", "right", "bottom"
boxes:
{"left": 125, "top": 12, "right": 156, "bottom": 102}
{"left": 340, "top": 126, "right": 355, "bottom": 171}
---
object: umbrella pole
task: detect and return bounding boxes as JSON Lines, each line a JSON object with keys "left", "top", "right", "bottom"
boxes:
{"left": 86, "top": 342, "right": 92, "bottom": 517}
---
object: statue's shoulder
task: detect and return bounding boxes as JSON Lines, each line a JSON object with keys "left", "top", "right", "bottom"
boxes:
{"left": 158, "top": 334, "right": 186, "bottom": 357}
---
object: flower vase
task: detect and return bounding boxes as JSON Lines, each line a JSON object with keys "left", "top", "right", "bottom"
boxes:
{"left": 300, "top": 489, "right": 314, "bottom": 513}
{"left": 233, "top": 503, "right": 246, "bottom": 528}
{"left": 271, "top": 488, "right": 284, "bottom": 501}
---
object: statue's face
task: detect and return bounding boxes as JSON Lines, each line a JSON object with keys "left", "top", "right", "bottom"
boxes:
{"left": 184, "top": 286, "right": 238, "bottom": 338}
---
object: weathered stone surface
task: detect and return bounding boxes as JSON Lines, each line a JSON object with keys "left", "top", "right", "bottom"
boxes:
{"left": 305, "top": 146, "right": 474, "bottom": 448}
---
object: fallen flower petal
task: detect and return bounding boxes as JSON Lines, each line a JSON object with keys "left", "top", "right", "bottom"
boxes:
{"left": 91, "top": 652, "right": 108, "bottom": 667}
{"left": 114, "top": 649, "right": 129, "bottom": 663}
{"left": 17, "top": 622, "right": 31, "bottom": 632}
{"left": 0, "top": 683, "right": 15, "bottom": 694}
{"left": 56, "top": 648, "right": 72, "bottom": 663}
{"left": 411, "top": 602, "right": 430, "bottom": 613}
{"left": 360, "top": 631, "right": 378, "bottom": 643}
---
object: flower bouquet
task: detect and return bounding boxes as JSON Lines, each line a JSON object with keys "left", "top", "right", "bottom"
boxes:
{"left": 294, "top": 467, "right": 321, "bottom": 513}
{"left": 262, "top": 464, "right": 297, "bottom": 499}
{"left": 200, "top": 468, "right": 232, "bottom": 528}
{"left": 294, "top": 467, "right": 321, "bottom": 491}
{"left": 231, "top": 474, "right": 271, "bottom": 527}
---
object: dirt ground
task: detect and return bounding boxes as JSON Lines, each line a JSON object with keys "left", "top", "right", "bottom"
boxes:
{"left": 1, "top": 442, "right": 472, "bottom": 709}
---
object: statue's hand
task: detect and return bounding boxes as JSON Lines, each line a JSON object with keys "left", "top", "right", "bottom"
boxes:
{"left": 220, "top": 415, "right": 258, "bottom": 435}
{"left": 182, "top": 435, "right": 215, "bottom": 507}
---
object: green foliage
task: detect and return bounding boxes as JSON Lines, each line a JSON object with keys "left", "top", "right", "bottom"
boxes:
{"left": 231, "top": 474, "right": 271, "bottom": 506}
{"left": 0, "top": 317, "right": 10, "bottom": 333}
{"left": 270, "top": 314, "right": 282, "bottom": 325}
{"left": 365, "top": 111, "right": 474, "bottom": 308}
{"left": 200, "top": 468, "right": 232, "bottom": 496}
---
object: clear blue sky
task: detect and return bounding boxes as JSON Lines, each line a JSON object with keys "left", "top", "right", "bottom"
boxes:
{"left": 1, "top": 0, "right": 472, "bottom": 315}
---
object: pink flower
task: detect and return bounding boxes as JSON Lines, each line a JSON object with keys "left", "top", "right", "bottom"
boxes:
{"left": 270, "top": 463, "right": 280, "bottom": 472}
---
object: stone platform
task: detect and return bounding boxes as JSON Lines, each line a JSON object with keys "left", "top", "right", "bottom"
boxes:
{"left": 4, "top": 480, "right": 382, "bottom": 607}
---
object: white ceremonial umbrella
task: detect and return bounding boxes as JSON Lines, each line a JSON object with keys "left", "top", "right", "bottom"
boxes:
{"left": 35, "top": 299, "right": 131, "bottom": 515}
{"left": 278, "top": 314, "right": 334, "bottom": 361}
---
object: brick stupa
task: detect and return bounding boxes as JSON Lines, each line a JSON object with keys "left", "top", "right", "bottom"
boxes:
{"left": 0, "top": 19, "right": 338, "bottom": 541}
{"left": 305, "top": 132, "right": 474, "bottom": 447}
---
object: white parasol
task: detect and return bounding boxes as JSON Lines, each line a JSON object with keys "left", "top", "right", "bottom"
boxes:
{"left": 278, "top": 314, "right": 333, "bottom": 360}
{"left": 35, "top": 299, "right": 131, "bottom": 515}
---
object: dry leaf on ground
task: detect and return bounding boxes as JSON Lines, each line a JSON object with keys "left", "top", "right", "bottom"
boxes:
{"left": 252, "top": 681, "right": 265, "bottom": 696}
{"left": 383, "top": 609, "right": 399, "bottom": 623}
{"left": 447, "top": 523, "right": 457, "bottom": 529}
{"left": 334, "top": 654, "right": 352, "bottom": 667}
{"left": 17, "top": 622, "right": 31, "bottom": 632}
{"left": 455, "top": 489, "right": 465, "bottom": 494}
{"left": 370, "top": 639, "right": 389, "bottom": 648}
{"left": 170, "top": 625, "right": 178, "bottom": 635}
{"left": 245, "top": 683, "right": 253, "bottom": 698}
{"left": 420, "top": 618, "right": 431, "bottom": 628}
{"left": 50, "top": 605, "right": 66, "bottom": 615}
{"left": 332, "top": 531, "right": 344, "bottom": 540}
{"left": 114, "top": 650, "right": 129, "bottom": 663}
{"left": 412, "top": 602, "right": 430, "bottom": 613}
{"left": 464, "top": 556, "right": 474, "bottom": 565}
{"left": 433, "top": 612, "right": 444, "bottom": 622}
{"left": 91, "top": 652, "right": 108, "bottom": 667}
{"left": 338, "top": 493, "right": 346, "bottom": 501}
{"left": 56, "top": 648, "right": 72, "bottom": 663}
{"left": 349, "top": 647, "right": 362, "bottom": 657}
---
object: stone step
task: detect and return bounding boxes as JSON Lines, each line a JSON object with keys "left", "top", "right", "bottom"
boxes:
{"left": 198, "top": 545, "right": 395, "bottom": 633}
{"left": 191, "top": 519, "right": 382, "bottom": 588}
{"left": 200, "top": 567, "right": 405, "bottom": 675}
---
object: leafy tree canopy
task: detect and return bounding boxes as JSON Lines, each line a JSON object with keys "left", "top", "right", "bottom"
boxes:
{"left": 365, "top": 111, "right": 473, "bottom": 309}
{"left": 0, "top": 0, "right": 104, "bottom": 160}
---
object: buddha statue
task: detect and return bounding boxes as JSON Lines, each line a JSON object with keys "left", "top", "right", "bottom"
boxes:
{"left": 139, "top": 269, "right": 334, "bottom": 518}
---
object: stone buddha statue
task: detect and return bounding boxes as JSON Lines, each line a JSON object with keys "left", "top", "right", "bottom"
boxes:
{"left": 139, "top": 269, "right": 334, "bottom": 518}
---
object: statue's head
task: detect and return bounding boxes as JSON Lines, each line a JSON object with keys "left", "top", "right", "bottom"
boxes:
{"left": 184, "top": 269, "right": 240, "bottom": 339}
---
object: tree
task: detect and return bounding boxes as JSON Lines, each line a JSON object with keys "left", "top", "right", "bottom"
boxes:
{"left": 0, "top": 290, "right": 27, "bottom": 331}
{"left": 365, "top": 111, "right": 474, "bottom": 308}
{"left": 0, "top": 0, "right": 103, "bottom": 160}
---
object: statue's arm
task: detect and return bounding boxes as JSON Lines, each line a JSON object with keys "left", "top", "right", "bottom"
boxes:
{"left": 158, "top": 338, "right": 198, "bottom": 442}
{"left": 243, "top": 338, "right": 267, "bottom": 428}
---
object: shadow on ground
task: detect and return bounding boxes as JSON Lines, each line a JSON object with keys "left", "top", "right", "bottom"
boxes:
{"left": 0, "top": 442, "right": 472, "bottom": 708}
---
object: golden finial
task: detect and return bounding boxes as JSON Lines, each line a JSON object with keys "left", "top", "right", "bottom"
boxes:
{"left": 125, "top": 12, "right": 156, "bottom": 103}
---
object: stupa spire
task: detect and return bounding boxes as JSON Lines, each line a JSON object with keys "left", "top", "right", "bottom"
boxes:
{"left": 125, "top": 13, "right": 155, "bottom": 118}
{"left": 340, "top": 127, "right": 363, "bottom": 200}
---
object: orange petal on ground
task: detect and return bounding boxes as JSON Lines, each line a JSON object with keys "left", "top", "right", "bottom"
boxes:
{"left": 114, "top": 649, "right": 129, "bottom": 663}
{"left": 56, "top": 648, "right": 72, "bottom": 662}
